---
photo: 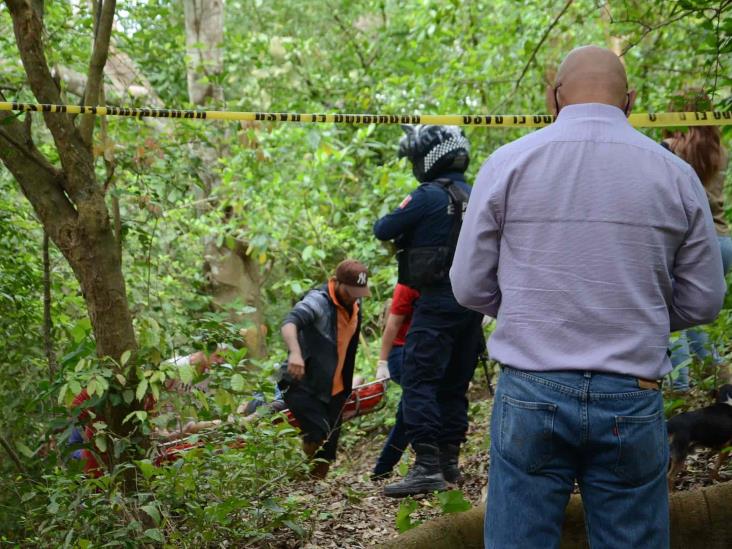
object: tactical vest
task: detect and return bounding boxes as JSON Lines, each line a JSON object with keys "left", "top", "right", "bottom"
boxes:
{"left": 396, "top": 178, "right": 469, "bottom": 289}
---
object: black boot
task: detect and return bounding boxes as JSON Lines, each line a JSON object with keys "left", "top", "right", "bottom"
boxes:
{"left": 383, "top": 443, "right": 447, "bottom": 498}
{"left": 439, "top": 443, "right": 462, "bottom": 484}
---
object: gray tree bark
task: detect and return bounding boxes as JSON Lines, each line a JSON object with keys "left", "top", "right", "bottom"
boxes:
{"left": 183, "top": 0, "right": 224, "bottom": 105}
{"left": 183, "top": 0, "right": 266, "bottom": 357}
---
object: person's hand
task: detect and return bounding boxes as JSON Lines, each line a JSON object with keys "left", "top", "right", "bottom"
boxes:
{"left": 376, "top": 359, "right": 390, "bottom": 380}
{"left": 288, "top": 353, "right": 306, "bottom": 380}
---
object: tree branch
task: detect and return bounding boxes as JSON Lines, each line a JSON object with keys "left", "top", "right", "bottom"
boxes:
{"left": 620, "top": 12, "right": 690, "bottom": 55}
{"left": 80, "top": 0, "right": 116, "bottom": 147}
{"left": 0, "top": 110, "right": 78, "bottom": 240}
{"left": 43, "top": 231, "right": 57, "bottom": 380}
{"left": 0, "top": 434, "right": 28, "bottom": 476}
{"left": 5, "top": 0, "right": 98, "bottom": 206}
{"left": 333, "top": 13, "right": 370, "bottom": 74}
{"left": 494, "top": 0, "right": 574, "bottom": 111}
{"left": 0, "top": 126, "right": 57, "bottom": 177}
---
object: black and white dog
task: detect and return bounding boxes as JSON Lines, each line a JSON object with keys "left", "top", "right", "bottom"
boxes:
{"left": 667, "top": 384, "right": 732, "bottom": 490}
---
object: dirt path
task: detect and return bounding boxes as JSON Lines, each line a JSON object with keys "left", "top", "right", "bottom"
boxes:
{"left": 259, "top": 386, "right": 492, "bottom": 548}
{"left": 260, "top": 383, "right": 732, "bottom": 548}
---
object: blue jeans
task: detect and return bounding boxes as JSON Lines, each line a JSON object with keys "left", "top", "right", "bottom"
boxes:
{"left": 670, "top": 235, "right": 732, "bottom": 391}
{"left": 485, "top": 366, "right": 669, "bottom": 549}
{"left": 373, "top": 345, "right": 410, "bottom": 476}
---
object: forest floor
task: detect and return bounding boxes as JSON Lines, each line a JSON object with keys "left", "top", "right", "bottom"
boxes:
{"left": 257, "top": 383, "right": 732, "bottom": 548}
{"left": 255, "top": 382, "right": 493, "bottom": 549}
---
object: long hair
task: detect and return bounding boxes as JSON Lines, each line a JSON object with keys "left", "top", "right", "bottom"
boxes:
{"left": 663, "top": 89, "right": 727, "bottom": 184}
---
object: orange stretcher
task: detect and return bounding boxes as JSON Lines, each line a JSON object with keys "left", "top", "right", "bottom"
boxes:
{"left": 153, "top": 379, "right": 388, "bottom": 466}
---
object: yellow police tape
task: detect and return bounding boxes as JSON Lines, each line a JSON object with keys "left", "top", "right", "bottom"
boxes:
{"left": 1, "top": 101, "right": 731, "bottom": 128}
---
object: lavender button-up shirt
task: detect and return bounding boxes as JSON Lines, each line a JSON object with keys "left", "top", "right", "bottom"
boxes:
{"left": 450, "top": 103, "right": 726, "bottom": 379}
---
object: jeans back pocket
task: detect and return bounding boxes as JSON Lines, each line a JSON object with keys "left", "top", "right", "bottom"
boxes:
{"left": 614, "top": 410, "right": 666, "bottom": 486}
{"left": 499, "top": 395, "right": 557, "bottom": 473}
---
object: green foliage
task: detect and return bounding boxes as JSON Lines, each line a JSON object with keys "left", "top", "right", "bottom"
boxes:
{"left": 436, "top": 489, "right": 472, "bottom": 514}
{"left": 140, "top": 418, "right": 310, "bottom": 545}
{"left": 395, "top": 497, "right": 421, "bottom": 533}
{"left": 1, "top": 0, "right": 732, "bottom": 545}
{"left": 394, "top": 490, "right": 471, "bottom": 533}
{"left": 11, "top": 415, "right": 309, "bottom": 546}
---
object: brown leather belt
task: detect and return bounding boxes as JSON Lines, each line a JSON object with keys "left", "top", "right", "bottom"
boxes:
{"left": 637, "top": 378, "right": 661, "bottom": 390}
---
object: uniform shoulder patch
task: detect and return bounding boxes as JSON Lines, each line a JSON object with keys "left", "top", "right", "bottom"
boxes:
{"left": 398, "top": 195, "right": 413, "bottom": 209}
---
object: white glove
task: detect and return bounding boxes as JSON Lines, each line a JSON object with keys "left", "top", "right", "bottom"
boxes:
{"left": 376, "top": 359, "right": 390, "bottom": 380}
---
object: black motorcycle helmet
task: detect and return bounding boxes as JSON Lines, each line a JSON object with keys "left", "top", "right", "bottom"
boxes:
{"left": 398, "top": 125, "right": 470, "bottom": 182}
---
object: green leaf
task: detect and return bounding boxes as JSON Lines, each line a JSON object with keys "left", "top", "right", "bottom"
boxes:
{"left": 123, "top": 410, "right": 148, "bottom": 424}
{"left": 21, "top": 491, "right": 36, "bottom": 503}
{"left": 136, "top": 379, "right": 148, "bottom": 401}
{"left": 15, "top": 441, "right": 34, "bottom": 459}
{"left": 69, "top": 380, "right": 82, "bottom": 396}
{"left": 135, "top": 459, "right": 156, "bottom": 480}
{"left": 123, "top": 389, "right": 134, "bottom": 404}
{"left": 141, "top": 504, "right": 161, "bottom": 525}
{"left": 94, "top": 435, "right": 107, "bottom": 453}
{"left": 436, "top": 489, "right": 471, "bottom": 514}
{"left": 396, "top": 498, "right": 420, "bottom": 533}
{"left": 179, "top": 363, "right": 194, "bottom": 385}
{"left": 57, "top": 383, "right": 69, "bottom": 405}
{"left": 230, "top": 373, "right": 245, "bottom": 392}
{"left": 120, "top": 350, "right": 131, "bottom": 366}
{"left": 143, "top": 528, "right": 164, "bottom": 543}
{"left": 301, "top": 245, "right": 314, "bottom": 261}
{"left": 283, "top": 519, "right": 306, "bottom": 538}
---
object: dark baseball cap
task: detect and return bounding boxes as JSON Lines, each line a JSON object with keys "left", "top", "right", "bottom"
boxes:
{"left": 335, "top": 259, "right": 371, "bottom": 298}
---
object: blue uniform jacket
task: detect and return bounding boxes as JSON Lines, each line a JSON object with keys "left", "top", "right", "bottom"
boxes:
{"left": 373, "top": 172, "right": 472, "bottom": 249}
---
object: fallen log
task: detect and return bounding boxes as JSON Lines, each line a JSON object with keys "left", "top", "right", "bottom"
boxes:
{"left": 379, "top": 481, "right": 732, "bottom": 549}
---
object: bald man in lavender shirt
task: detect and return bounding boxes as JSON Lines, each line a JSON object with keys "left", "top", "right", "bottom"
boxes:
{"left": 451, "top": 46, "right": 725, "bottom": 549}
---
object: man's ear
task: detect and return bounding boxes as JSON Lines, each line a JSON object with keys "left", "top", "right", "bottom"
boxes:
{"left": 545, "top": 84, "right": 558, "bottom": 117}
{"left": 625, "top": 89, "right": 638, "bottom": 117}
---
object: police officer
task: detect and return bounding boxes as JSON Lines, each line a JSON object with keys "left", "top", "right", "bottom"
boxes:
{"left": 373, "top": 125, "right": 484, "bottom": 497}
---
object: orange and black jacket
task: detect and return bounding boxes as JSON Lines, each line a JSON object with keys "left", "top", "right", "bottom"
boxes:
{"left": 280, "top": 284, "right": 361, "bottom": 403}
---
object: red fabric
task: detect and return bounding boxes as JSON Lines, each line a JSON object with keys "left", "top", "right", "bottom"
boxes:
{"left": 70, "top": 388, "right": 156, "bottom": 477}
{"left": 153, "top": 382, "right": 387, "bottom": 466}
{"left": 71, "top": 389, "right": 102, "bottom": 477}
{"left": 389, "top": 284, "right": 420, "bottom": 346}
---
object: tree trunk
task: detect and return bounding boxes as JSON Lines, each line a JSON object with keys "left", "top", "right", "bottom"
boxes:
{"left": 42, "top": 231, "right": 56, "bottom": 379}
{"left": 378, "top": 481, "right": 732, "bottom": 549}
{"left": 183, "top": 0, "right": 266, "bottom": 357}
{"left": 2, "top": 0, "right": 136, "bottom": 362}
{"left": 0, "top": 0, "right": 141, "bottom": 474}
{"left": 183, "top": 0, "right": 224, "bottom": 106}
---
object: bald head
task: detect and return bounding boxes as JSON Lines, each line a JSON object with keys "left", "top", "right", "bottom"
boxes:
{"left": 547, "top": 46, "right": 636, "bottom": 115}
